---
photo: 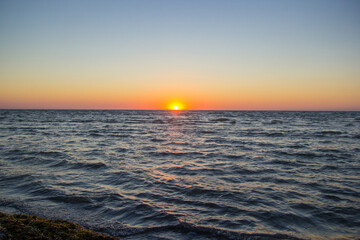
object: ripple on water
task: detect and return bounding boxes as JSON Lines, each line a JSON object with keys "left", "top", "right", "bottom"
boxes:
{"left": 0, "top": 110, "right": 359, "bottom": 240}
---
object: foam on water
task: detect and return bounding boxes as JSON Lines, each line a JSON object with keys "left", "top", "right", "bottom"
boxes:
{"left": 0, "top": 110, "right": 359, "bottom": 239}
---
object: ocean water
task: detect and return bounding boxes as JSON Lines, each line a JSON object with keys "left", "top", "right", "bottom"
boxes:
{"left": 0, "top": 110, "right": 359, "bottom": 240}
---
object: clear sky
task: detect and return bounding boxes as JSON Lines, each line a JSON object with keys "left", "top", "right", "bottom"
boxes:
{"left": 1, "top": 0, "right": 359, "bottom": 110}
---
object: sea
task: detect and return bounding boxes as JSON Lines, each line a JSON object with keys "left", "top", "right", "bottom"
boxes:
{"left": 0, "top": 110, "right": 359, "bottom": 240}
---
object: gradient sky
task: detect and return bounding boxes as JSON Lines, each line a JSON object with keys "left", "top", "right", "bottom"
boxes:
{"left": 1, "top": 0, "right": 359, "bottom": 110}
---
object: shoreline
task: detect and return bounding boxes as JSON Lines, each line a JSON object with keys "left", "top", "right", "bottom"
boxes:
{"left": 0, "top": 211, "right": 119, "bottom": 240}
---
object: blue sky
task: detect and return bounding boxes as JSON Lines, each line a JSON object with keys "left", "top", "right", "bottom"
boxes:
{"left": 1, "top": 0, "right": 359, "bottom": 110}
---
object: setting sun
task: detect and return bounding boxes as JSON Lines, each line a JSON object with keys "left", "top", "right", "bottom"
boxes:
{"left": 167, "top": 100, "right": 186, "bottom": 110}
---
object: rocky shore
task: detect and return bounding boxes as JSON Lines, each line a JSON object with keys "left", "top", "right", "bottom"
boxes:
{"left": 0, "top": 211, "right": 119, "bottom": 240}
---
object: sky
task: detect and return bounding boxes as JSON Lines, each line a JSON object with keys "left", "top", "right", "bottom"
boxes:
{"left": 0, "top": 0, "right": 359, "bottom": 110}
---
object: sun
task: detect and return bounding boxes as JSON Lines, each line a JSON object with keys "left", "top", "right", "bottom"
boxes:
{"left": 167, "top": 100, "right": 186, "bottom": 110}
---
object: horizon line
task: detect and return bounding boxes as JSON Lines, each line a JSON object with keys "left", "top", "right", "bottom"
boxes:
{"left": 0, "top": 108, "right": 359, "bottom": 112}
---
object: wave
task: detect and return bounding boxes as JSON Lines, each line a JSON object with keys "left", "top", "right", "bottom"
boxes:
{"left": 199, "top": 130, "right": 217, "bottom": 134}
{"left": 93, "top": 220, "right": 304, "bottom": 240}
{"left": 108, "top": 134, "right": 131, "bottom": 138}
{"left": 89, "top": 132, "right": 103, "bottom": 137}
{"left": 232, "top": 165, "right": 276, "bottom": 175}
{"left": 48, "top": 194, "right": 93, "bottom": 204}
{"left": 224, "top": 153, "right": 245, "bottom": 159}
{"left": 353, "top": 134, "right": 360, "bottom": 139}
{"left": 70, "top": 119, "right": 95, "bottom": 123}
{"left": 150, "top": 138, "right": 166, "bottom": 142}
{"left": 0, "top": 173, "right": 35, "bottom": 186}
{"left": 148, "top": 151, "right": 204, "bottom": 158}
{"left": 72, "top": 161, "right": 107, "bottom": 170}
{"left": 316, "top": 130, "right": 342, "bottom": 136}
{"left": 103, "top": 119, "right": 120, "bottom": 123}
{"left": 152, "top": 119, "right": 165, "bottom": 124}
{"left": 267, "top": 159, "right": 304, "bottom": 167}
{"left": 49, "top": 159, "right": 107, "bottom": 170}
{"left": 264, "top": 119, "right": 283, "bottom": 125}
{"left": 165, "top": 166, "right": 226, "bottom": 177}
{"left": 272, "top": 150, "right": 321, "bottom": 158}
{"left": 210, "top": 118, "right": 236, "bottom": 124}
{"left": 266, "top": 132, "right": 284, "bottom": 137}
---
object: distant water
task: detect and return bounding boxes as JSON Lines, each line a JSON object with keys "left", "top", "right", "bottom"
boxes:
{"left": 0, "top": 110, "right": 359, "bottom": 240}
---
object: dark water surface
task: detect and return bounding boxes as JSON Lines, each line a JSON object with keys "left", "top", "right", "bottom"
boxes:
{"left": 0, "top": 110, "right": 359, "bottom": 239}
